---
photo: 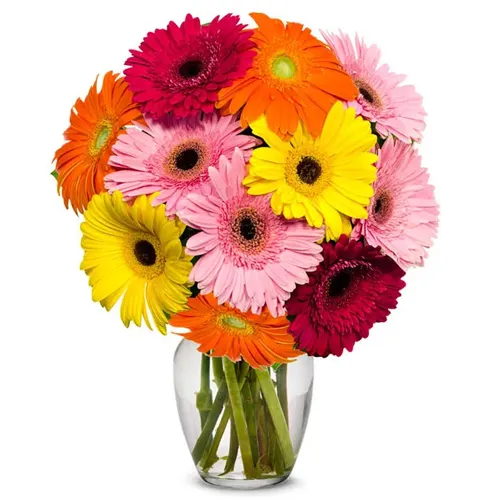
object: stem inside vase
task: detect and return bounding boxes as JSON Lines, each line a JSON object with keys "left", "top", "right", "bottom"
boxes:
{"left": 191, "top": 356, "right": 296, "bottom": 480}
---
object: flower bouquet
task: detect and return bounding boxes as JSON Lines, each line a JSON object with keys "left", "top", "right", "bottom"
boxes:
{"left": 51, "top": 12, "right": 438, "bottom": 489}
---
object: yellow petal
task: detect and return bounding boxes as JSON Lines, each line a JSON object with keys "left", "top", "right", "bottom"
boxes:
{"left": 120, "top": 277, "right": 146, "bottom": 328}
{"left": 290, "top": 202, "right": 306, "bottom": 219}
{"left": 325, "top": 188, "right": 368, "bottom": 219}
{"left": 270, "top": 191, "right": 284, "bottom": 215}
{"left": 333, "top": 177, "right": 375, "bottom": 199}
{"left": 250, "top": 115, "right": 291, "bottom": 154}
{"left": 251, "top": 147, "right": 287, "bottom": 165}
{"left": 91, "top": 268, "right": 131, "bottom": 303}
{"left": 303, "top": 201, "right": 324, "bottom": 228}
{"left": 319, "top": 101, "right": 346, "bottom": 149}
{"left": 146, "top": 283, "right": 168, "bottom": 335}
{"left": 246, "top": 179, "right": 281, "bottom": 195}
{"left": 248, "top": 161, "right": 285, "bottom": 181}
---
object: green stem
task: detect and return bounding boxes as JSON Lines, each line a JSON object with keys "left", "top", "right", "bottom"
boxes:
{"left": 212, "top": 357, "right": 224, "bottom": 387}
{"left": 276, "top": 364, "right": 289, "bottom": 425}
{"left": 191, "top": 381, "right": 227, "bottom": 465}
{"left": 197, "top": 355, "right": 213, "bottom": 428}
{"left": 255, "top": 368, "right": 295, "bottom": 471}
{"left": 223, "top": 358, "right": 258, "bottom": 478}
{"left": 201, "top": 365, "right": 251, "bottom": 472}
{"left": 242, "top": 379, "right": 259, "bottom": 464}
{"left": 223, "top": 419, "right": 239, "bottom": 475}
{"left": 200, "top": 406, "right": 231, "bottom": 471}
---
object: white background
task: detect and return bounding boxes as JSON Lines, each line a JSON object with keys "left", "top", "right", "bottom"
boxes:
{"left": 1, "top": 0, "right": 499, "bottom": 499}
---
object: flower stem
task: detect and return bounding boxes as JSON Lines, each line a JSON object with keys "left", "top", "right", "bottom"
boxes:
{"left": 276, "top": 364, "right": 288, "bottom": 425}
{"left": 201, "top": 364, "right": 250, "bottom": 472}
{"left": 223, "top": 358, "right": 258, "bottom": 479}
{"left": 200, "top": 406, "right": 231, "bottom": 471}
{"left": 191, "top": 380, "right": 227, "bottom": 465}
{"left": 242, "top": 378, "right": 259, "bottom": 464}
{"left": 223, "top": 418, "right": 239, "bottom": 475}
{"left": 212, "top": 357, "right": 224, "bottom": 387}
{"left": 197, "top": 354, "right": 213, "bottom": 428}
{"left": 255, "top": 368, "right": 295, "bottom": 471}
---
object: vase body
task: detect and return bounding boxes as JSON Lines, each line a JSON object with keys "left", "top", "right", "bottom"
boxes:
{"left": 173, "top": 339, "right": 314, "bottom": 489}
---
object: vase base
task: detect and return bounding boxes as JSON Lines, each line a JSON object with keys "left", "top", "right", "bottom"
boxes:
{"left": 200, "top": 473, "right": 290, "bottom": 490}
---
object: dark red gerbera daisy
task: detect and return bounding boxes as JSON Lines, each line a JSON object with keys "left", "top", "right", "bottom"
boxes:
{"left": 124, "top": 14, "right": 256, "bottom": 119}
{"left": 287, "top": 235, "right": 406, "bottom": 357}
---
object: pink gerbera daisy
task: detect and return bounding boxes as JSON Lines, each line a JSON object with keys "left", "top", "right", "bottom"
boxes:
{"left": 287, "top": 236, "right": 406, "bottom": 357}
{"left": 177, "top": 148, "right": 324, "bottom": 317}
{"left": 352, "top": 138, "right": 439, "bottom": 270}
{"left": 124, "top": 14, "right": 256, "bottom": 119}
{"left": 104, "top": 114, "right": 259, "bottom": 216}
{"left": 322, "top": 31, "right": 426, "bottom": 143}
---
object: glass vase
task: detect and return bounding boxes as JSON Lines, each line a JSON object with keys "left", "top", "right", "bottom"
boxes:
{"left": 173, "top": 339, "right": 314, "bottom": 489}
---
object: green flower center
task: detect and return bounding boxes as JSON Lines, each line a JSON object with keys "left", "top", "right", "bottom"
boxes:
{"left": 222, "top": 315, "right": 248, "bottom": 330}
{"left": 272, "top": 55, "right": 297, "bottom": 80}
{"left": 94, "top": 125, "right": 111, "bottom": 151}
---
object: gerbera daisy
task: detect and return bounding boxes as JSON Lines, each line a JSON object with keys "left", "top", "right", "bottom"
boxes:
{"left": 80, "top": 191, "right": 192, "bottom": 334}
{"left": 177, "top": 148, "right": 324, "bottom": 317}
{"left": 287, "top": 236, "right": 406, "bottom": 357}
{"left": 216, "top": 13, "right": 358, "bottom": 139}
{"left": 53, "top": 72, "right": 143, "bottom": 213}
{"left": 124, "top": 14, "right": 256, "bottom": 119}
{"left": 352, "top": 138, "right": 439, "bottom": 269}
{"left": 105, "top": 114, "right": 259, "bottom": 216}
{"left": 322, "top": 31, "right": 426, "bottom": 143}
{"left": 243, "top": 102, "right": 378, "bottom": 240}
{"left": 170, "top": 294, "right": 302, "bottom": 369}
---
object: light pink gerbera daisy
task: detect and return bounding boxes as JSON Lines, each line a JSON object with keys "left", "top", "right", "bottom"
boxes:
{"left": 322, "top": 31, "right": 426, "bottom": 143}
{"left": 177, "top": 148, "right": 324, "bottom": 317}
{"left": 104, "top": 114, "right": 259, "bottom": 216}
{"left": 352, "top": 138, "right": 439, "bottom": 269}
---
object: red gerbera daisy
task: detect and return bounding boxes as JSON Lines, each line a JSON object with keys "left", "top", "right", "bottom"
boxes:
{"left": 124, "top": 14, "right": 256, "bottom": 119}
{"left": 287, "top": 236, "right": 406, "bottom": 357}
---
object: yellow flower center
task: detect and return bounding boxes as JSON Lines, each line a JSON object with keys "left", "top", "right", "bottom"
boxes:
{"left": 285, "top": 145, "right": 332, "bottom": 198}
{"left": 89, "top": 120, "right": 114, "bottom": 157}
{"left": 124, "top": 233, "right": 166, "bottom": 280}
{"left": 272, "top": 54, "right": 297, "bottom": 80}
{"left": 217, "top": 313, "right": 255, "bottom": 336}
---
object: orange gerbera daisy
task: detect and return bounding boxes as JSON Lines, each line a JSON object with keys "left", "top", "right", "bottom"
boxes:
{"left": 216, "top": 13, "right": 358, "bottom": 139}
{"left": 170, "top": 294, "right": 303, "bottom": 369}
{"left": 53, "top": 72, "right": 143, "bottom": 213}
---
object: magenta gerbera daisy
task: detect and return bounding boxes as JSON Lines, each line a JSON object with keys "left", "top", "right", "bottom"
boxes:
{"left": 104, "top": 114, "right": 259, "bottom": 216}
{"left": 322, "top": 31, "right": 426, "bottom": 143}
{"left": 287, "top": 236, "right": 406, "bottom": 357}
{"left": 352, "top": 138, "right": 439, "bottom": 270}
{"left": 177, "top": 148, "right": 324, "bottom": 317}
{"left": 124, "top": 14, "right": 256, "bottom": 119}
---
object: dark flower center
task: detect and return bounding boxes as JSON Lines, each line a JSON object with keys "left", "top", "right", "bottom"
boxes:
{"left": 328, "top": 270, "right": 352, "bottom": 297}
{"left": 179, "top": 59, "right": 203, "bottom": 79}
{"left": 175, "top": 148, "right": 199, "bottom": 171}
{"left": 359, "top": 87, "right": 374, "bottom": 104}
{"left": 240, "top": 217, "right": 257, "bottom": 240}
{"left": 355, "top": 79, "right": 382, "bottom": 109}
{"left": 297, "top": 157, "right": 322, "bottom": 184}
{"left": 134, "top": 240, "right": 157, "bottom": 266}
{"left": 231, "top": 207, "right": 267, "bottom": 254}
{"left": 372, "top": 191, "right": 393, "bottom": 223}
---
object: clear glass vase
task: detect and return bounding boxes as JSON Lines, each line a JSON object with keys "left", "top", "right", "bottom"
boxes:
{"left": 173, "top": 339, "right": 314, "bottom": 489}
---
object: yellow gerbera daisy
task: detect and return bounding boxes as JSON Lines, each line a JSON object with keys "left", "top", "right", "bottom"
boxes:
{"left": 80, "top": 191, "right": 192, "bottom": 334}
{"left": 243, "top": 102, "right": 378, "bottom": 240}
